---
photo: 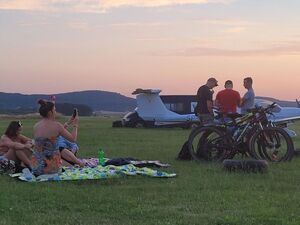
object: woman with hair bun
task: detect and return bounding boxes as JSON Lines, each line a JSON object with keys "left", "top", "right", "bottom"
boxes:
{"left": 31, "top": 99, "right": 81, "bottom": 176}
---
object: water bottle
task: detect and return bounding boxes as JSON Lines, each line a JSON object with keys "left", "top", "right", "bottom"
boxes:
{"left": 98, "top": 149, "right": 105, "bottom": 166}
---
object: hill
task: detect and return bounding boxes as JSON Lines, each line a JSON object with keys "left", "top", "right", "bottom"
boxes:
{"left": 0, "top": 91, "right": 298, "bottom": 115}
{"left": 0, "top": 90, "right": 136, "bottom": 112}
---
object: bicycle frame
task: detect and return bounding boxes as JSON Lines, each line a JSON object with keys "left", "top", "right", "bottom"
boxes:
{"left": 216, "top": 103, "right": 278, "bottom": 155}
{"left": 187, "top": 102, "right": 288, "bottom": 161}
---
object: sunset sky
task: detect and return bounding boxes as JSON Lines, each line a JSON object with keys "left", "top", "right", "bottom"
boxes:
{"left": 0, "top": 0, "right": 300, "bottom": 100}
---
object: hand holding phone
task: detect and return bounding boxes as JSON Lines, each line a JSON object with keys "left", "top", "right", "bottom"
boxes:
{"left": 72, "top": 108, "right": 78, "bottom": 118}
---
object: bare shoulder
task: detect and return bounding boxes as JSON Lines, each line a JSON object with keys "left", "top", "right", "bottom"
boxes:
{"left": 33, "top": 120, "right": 42, "bottom": 129}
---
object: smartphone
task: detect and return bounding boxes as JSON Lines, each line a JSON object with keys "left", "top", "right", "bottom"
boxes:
{"left": 72, "top": 108, "right": 78, "bottom": 118}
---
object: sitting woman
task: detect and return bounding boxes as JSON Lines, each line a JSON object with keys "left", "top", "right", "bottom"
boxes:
{"left": 31, "top": 99, "right": 81, "bottom": 176}
{"left": 0, "top": 121, "right": 33, "bottom": 169}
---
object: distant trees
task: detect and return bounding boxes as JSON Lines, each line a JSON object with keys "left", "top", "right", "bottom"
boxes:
{"left": 56, "top": 103, "right": 93, "bottom": 116}
{"left": 0, "top": 90, "right": 135, "bottom": 112}
{"left": 0, "top": 103, "right": 93, "bottom": 116}
{"left": 0, "top": 107, "right": 35, "bottom": 115}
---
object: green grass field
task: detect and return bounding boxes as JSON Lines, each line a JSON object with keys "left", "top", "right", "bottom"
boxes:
{"left": 1, "top": 117, "right": 300, "bottom": 225}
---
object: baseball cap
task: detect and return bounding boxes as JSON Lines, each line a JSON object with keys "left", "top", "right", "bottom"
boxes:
{"left": 207, "top": 77, "right": 218, "bottom": 86}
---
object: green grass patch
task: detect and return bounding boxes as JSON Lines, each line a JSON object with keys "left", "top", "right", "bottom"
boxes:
{"left": 0, "top": 117, "right": 300, "bottom": 225}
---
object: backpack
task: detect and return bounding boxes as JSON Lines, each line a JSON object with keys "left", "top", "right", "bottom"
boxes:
{"left": 177, "top": 141, "right": 192, "bottom": 160}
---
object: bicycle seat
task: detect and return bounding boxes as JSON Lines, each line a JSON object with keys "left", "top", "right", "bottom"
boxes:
{"left": 215, "top": 112, "right": 242, "bottom": 119}
{"left": 226, "top": 113, "right": 243, "bottom": 119}
{"left": 247, "top": 107, "right": 262, "bottom": 114}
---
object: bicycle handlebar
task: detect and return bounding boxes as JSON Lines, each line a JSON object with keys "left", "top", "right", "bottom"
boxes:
{"left": 249, "top": 102, "right": 277, "bottom": 114}
{"left": 213, "top": 102, "right": 277, "bottom": 126}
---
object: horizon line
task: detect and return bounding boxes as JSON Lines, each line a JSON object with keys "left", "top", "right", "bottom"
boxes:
{"left": 0, "top": 89, "right": 298, "bottom": 102}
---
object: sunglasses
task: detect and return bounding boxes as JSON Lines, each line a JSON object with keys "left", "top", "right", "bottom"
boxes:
{"left": 18, "top": 121, "right": 22, "bottom": 127}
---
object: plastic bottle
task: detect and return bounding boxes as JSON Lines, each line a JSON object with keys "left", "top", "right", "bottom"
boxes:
{"left": 98, "top": 149, "right": 105, "bottom": 166}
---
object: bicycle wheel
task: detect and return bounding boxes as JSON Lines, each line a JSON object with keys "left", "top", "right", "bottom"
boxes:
{"left": 249, "top": 127, "right": 294, "bottom": 162}
{"left": 188, "top": 126, "right": 230, "bottom": 162}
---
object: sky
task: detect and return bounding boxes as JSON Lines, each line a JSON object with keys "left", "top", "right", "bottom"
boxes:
{"left": 0, "top": 0, "right": 300, "bottom": 100}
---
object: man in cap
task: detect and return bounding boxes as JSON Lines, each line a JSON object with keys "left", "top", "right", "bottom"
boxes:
{"left": 195, "top": 77, "right": 218, "bottom": 123}
{"left": 215, "top": 80, "right": 241, "bottom": 114}
{"left": 241, "top": 77, "right": 255, "bottom": 114}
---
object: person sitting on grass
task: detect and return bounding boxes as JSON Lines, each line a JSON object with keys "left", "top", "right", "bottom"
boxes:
{"left": 31, "top": 99, "right": 83, "bottom": 176}
{"left": 0, "top": 121, "right": 33, "bottom": 169}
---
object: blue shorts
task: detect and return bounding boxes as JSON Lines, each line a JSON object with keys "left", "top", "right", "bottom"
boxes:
{"left": 56, "top": 136, "right": 79, "bottom": 154}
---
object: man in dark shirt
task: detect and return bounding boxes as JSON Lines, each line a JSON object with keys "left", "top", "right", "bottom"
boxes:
{"left": 195, "top": 77, "right": 218, "bottom": 123}
{"left": 215, "top": 80, "right": 241, "bottom": 113}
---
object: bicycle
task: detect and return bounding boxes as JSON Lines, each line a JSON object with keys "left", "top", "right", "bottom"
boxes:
{"left": 188, "top": 103, "right": 294, "bottom": 162}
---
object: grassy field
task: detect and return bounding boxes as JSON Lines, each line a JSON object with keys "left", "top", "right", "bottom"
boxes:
{"left": 1, "top": 117, "right": 300, "bottom": 225}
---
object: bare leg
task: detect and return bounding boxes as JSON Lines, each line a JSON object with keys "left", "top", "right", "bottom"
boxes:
{"left": 4, "top": 148, "right": 18, "bottom": 161}
{"left": 15, "top": 149, "right": 32, "bottom": 168}
{"left": 4, "top": 148, "right": 31, "bottom": 168}
{"left": 62, "top": 159, "right": 73, "bottom": 167}
{"left": 61, "top": 149, "right": 84, "bottom": 167}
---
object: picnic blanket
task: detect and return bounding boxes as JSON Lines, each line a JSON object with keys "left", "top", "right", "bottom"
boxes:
{"left": 11, "top": 164, "right": 176, "bottom": 182}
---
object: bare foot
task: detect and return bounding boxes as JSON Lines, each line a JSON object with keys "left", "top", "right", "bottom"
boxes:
{"left": 77, "top": 160, "right": 85, "bottom": 167}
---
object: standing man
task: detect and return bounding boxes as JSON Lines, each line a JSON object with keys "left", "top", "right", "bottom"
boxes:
{"left": 215, "top": 80, "right": 241, "bottom": 114}
{"left": 241, "top": 77, "right": 255, "bottom": 114}
{"left": 195, "top": 77, "right": 218, "bottom": 123}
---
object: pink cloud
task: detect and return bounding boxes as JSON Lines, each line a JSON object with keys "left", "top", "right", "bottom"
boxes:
{"left": 154, "top": 43, "right": 300, "bottom": 57}
{"left": 0, "top": 0, "right": 235, "bottom": 13}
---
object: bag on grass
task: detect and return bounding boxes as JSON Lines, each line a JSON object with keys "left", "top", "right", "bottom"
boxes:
{"left": 0, "top": 157, "right": 16, "bottom": 174}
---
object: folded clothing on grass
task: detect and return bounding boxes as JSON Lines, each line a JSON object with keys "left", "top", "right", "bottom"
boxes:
{"left": 82, "top": 157, "right": 170, "bottom": 168}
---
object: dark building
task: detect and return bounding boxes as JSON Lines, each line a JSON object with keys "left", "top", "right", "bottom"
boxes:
{"left": 160, "top": 95, "right": 197, "bottom": 114}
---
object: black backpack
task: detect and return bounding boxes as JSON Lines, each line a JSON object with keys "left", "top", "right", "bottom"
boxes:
{"left": 177, "top": 141, "right": 192, "bottom": 160}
